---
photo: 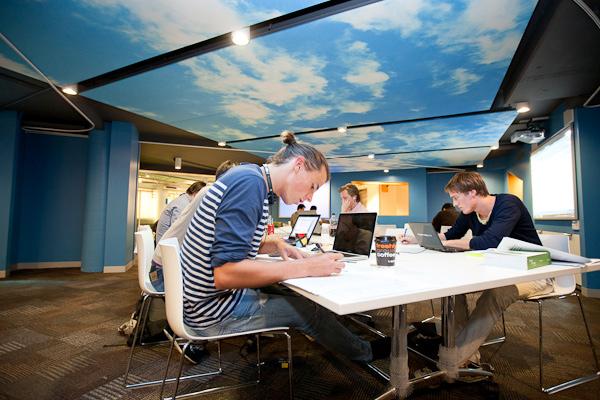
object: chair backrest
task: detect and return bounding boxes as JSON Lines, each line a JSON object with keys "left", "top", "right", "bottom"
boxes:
{"left": 539, "top": 233, "right": 570, "bottom": 253}
{"left": 138, "top": 224, "right": 152, "bottom": 232}
{"left": 160, "top": 238, "right": 188, "bottom": 339}
{"left": 135, "top": 230, "right": 155, "bottom": 293}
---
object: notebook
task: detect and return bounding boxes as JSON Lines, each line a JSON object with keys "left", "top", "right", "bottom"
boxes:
{"left": 288, "top": 214, "right": 320, "bottom": 244}
{"left": 408, "top": 222, "right": 467, "bottom": 253}
{"left": 328, "top": 212, "right": 378, "bottom": 261}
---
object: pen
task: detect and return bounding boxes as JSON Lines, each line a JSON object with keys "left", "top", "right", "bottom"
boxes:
{"left": 314, "top": 243, "right": 325, "bottom": 253}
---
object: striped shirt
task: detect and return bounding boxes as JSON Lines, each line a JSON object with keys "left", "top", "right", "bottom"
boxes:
{"left": 180, "top": 164, "right": 268, "bottom": 329}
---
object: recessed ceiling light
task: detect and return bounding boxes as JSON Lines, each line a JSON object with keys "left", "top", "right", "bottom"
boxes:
{"left": 62, "top": 86, "right": 78, "bottom": 95}
{"left": 368, "top": 154, "right": 375, "bottom": 159}
{"left": 337, "top": 126, "right": 347, "bottom": 134}
{"left": 384, "top": 169, "right": 389, "bottom": 173}
{"left": 231, "top": 27, "right": 250, "bottom": 46}
{"left": 218, "top": 141, "right": 227, "bottom": 147}
{"left": 476, "top": 162, "right": 484, "bottom": 168}
{"left": 491, "top": 143, "right": 499, "bottom": 150}
{"left": 174, "top": 157, "right": 182, "bottom": 170}
{"left": 515, "top": 102, "right": 530, "bottom": 113}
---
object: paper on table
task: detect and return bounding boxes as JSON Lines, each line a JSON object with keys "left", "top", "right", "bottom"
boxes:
{"left": 497, "top": 237, "right": 590, "bottom": 264}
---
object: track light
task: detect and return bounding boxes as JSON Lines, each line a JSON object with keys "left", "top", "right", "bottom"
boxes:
{"left": 384, "top": 169, "right": 389, "bottom": 173}
{"left": 231, "top": 27, "right": 250, "bottom": 46}
{"left": 174, "top": 157, "right": 182, "bottom": 170}
{"left": 476, "top": 162, "right": 484, "bottom": 168}
{"left": 491, "top": 143, "right": 499, "bottom": 150}
{"left": 337, "top": 126, "right": 347, "bottom": 134}
{"left": 62, "top": 85, "right": 78, "bottom": 95}
{"left": 218, "top": 141, "right": 226, "bottom": 147}
{"left": 367, "top": 154, "right": 375, "bottom": 159}
{"left": 514, "top": 102, "right": 530, "bottom": 113}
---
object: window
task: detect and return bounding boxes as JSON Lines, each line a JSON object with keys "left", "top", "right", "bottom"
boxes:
{"left": 352, "top": 181, "right": 409, "bottom": 216}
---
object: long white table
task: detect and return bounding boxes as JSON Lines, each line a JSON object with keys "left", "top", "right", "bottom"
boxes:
{"left": 283, "top": 248, "right": 600, "bottom": 399}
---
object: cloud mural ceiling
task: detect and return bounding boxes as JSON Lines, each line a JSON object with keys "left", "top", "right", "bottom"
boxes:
{"left": 1, "top": 0, "right": 535, "bottom": 171}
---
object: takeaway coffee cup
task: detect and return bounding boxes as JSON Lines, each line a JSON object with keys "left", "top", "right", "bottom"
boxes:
{"left": 374, "top": 236, "right": 397, "bottom": 266}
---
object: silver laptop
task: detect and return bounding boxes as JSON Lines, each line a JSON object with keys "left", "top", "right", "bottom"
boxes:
{"left": 288, "top": 214, "right": 320, "bottom": 244}
{"left": 328, "top": 212, "right": 378, "bottom": 261}
{"left": 408, "top": 222, "right": 466, "bottom": 253}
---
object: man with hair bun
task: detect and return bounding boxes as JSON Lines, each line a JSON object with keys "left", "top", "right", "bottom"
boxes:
{"left": 180, "top": 131, "right": 390, "bottom": 367}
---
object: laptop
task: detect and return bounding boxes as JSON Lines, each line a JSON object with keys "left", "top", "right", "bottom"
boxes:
{"left": 288, "top": 214, "right": 320, "bottom": 245}
{"left": 328, "top": 212, "right": 378, "bottom": 261}
{"left": 408, "top": 222, "right": 467, "bottom": 253}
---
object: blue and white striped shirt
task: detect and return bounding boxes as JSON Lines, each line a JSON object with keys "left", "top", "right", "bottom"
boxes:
{"left": 180, "top": 164, "right": 268, "bottom": 329}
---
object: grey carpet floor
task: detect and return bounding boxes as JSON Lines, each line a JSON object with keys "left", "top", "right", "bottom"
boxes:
{"left": 1, "top": 266, "right": 599, "bottom": 400}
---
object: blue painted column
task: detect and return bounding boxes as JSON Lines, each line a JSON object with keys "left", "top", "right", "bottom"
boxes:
{"left": 0, "top": 112, "right": 21, "bottom": 277}
{"left": 81, "top": 129, "right": 110, "bottom": 272}
{"left": 574, "top": 107, "right": 600, "bottom": 297}
{"left": 103, "top": 122, "right": 139, "bottom": 272}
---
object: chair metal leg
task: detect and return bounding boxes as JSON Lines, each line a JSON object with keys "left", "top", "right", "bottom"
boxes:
{"left": 482, "top": 311, "right": 506, "bottom": 347}
{"left": 284, "top": 332, "right": 294, "bottom": 400}
{"left": 420, "top": 299, "right": 438, "bottom": 323}
{"left": 537, "top": 294, "right": 600, "bottom": 394}
{"left": 255, "top": 334, "right": 262, "bottom": 383}
{"left": 160, "top": 335, "right": 178, "bottom": 399}
{"left": 124, "top": 294, "right": 150, "bottom": 387}
{"left": 538, "top": 300, "right": 544, "bottom": 391}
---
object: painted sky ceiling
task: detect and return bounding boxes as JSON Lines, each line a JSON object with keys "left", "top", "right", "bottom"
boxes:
{"left": 1, "top": 0, "right": 535, "bottom": 172}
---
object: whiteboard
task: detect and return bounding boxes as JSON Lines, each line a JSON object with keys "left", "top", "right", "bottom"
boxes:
{"left": 278, "top": 181, "right": 331, "bottom": 218}
{"left": 530, "top": 126, "right": 577, "bottom": 220}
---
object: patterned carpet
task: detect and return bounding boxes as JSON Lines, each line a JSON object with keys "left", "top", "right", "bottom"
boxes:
{"left": 1, "top": 266, "right": 599, "bottom": 400}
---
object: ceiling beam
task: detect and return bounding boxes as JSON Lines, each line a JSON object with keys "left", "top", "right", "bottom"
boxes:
{"left": 76, "top": 0, "right": 382, "bottom": 93}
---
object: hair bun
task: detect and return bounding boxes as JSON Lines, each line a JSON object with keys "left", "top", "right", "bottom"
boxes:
{"left": 280, "top": 130, "right": 296, "bottom": 146}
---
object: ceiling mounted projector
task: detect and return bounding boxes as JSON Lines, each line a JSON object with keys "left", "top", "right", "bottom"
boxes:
{"left": 510, "top": 125, "right": 545, "bottom": 144}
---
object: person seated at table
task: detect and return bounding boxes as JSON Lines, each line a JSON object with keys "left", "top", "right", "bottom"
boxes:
{"left": 339, "top": 183, "right": 368, "bottom": 213}
{"left": 437, "top": 171, "right": 553, "bottom": 379}
{"left": 180, "top": 131, "right": 390, "bottom": 368}
{"left": 156, "top": 180, "right": 206, "bottom": 242}
{"left": 432, "top": 202, "right": 459, "bottom": 233}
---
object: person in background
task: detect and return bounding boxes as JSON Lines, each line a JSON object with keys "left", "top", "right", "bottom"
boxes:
{"left": 310, "top": 205, "right": 317, "bottom": 212}
{"left": 156, "top": 181, "right": 206, "bottom": 242}
{"left": 180, "top": 131, "right": 390, "bottom": 369}
{"left": 436, "top": 171, "right": 553, "bottom": 380}
{"left": 339, "top": 183, "right": 368, "bottom": 213}
{"left": 290, "top": 203, "right": 305, "bottom": 226}
{"left": 143, "top": 161, "right": 238, "bottom": 364}
{"left": 432, "top": 202, "right": 459, "bottom": 233}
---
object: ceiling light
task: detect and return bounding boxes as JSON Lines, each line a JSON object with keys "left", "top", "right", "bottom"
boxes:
{"left": 62, "top": 85, "right": 78, "bottom": 95}
{"left": 384, "top": 169, "right": 389, "bottom": 173}
{"left": 231, "top": 27, "right": 250, "bottom": 46}
{"left": 218, "top": 141, "right": 226, "bottom": 147}
{"left": 367, "top": 154, "right": 375, "bottom": 159}
{"left": 174, "top": 157, "right": 182, "bottom": 170}
{"left": 491, "top": 143, "right": 499, "bottom": 150}
{"left": 515, "top": 102, "right": 530, "bottom": 113}
{"left": 476, "top": 162, "right": 484, "bottom": 168}
{"left": 337, "top": 126, "right": 347, "bottom": 134}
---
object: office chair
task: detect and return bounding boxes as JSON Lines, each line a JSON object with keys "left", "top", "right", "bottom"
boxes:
{"left": 159, "top": 238, "right": 294, "bottom": 399}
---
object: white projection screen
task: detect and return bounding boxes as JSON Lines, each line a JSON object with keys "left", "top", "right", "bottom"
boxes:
{"left": 531, "top": 126, "right": 577, "bottom": 220}
{"left": 278, "top": 181, "right": 330, "bottom": 218}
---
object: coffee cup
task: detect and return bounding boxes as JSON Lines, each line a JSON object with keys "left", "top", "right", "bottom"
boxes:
{"left": 374, "top": 236, "right": 397, "bottom": 266}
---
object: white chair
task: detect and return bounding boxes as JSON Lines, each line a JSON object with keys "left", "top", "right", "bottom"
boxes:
{"left": 159, "top": 238, "right": 294, "bottom": 399}
{"left": 489, "top": 234, "right": 599, "bottom": 393}
{"left": 522, "top": 234, "right": 599, "bottom": 393}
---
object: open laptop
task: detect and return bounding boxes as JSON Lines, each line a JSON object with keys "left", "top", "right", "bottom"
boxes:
{"left": 328, "top": 212, "right": 377, "bottom": 261}
{"left": 288, "top": 214, "right": 320, "bottom": 245}
{"left": 408, "top": 222, "right": 467, "bottom": 253}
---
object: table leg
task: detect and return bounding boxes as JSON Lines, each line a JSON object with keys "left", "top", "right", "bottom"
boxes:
{"left": 376, "top": 305, "right": 411, "bottom": 399}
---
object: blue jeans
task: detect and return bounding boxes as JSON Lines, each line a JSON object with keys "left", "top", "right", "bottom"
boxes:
{"left": 190, "top": 289, "right": 373, "bottom": 362}
{"left": 149, "top": 260, "right": 164, "bottom": 292}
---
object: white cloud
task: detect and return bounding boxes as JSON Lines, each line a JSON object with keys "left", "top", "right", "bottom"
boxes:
{"left": 342, "top": 41, "right": 389, "bottom": 97}
{"left": 288, "top": 104, "right": 331, "bottom": 121}
{"left": 452, "top": 68, "right": 481, "bottom": 94}
{"left": 223, "top": 100, "right": 272, "bottom": 126}
{"left": 338, "top": 101, "right": 373, "bottom": 114}
{"left": 476, "top": 32, "right": 522, "bottom": 64}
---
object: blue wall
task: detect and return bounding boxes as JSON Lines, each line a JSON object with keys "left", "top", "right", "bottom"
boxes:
{"left": 330, "top": 168, "right": 428, "bottom": 226}
{"left": 15, "top": 132, "right": 88, "bottom": 263}
{"left": 0, "top": 111, "right": 21, "bottom": 274}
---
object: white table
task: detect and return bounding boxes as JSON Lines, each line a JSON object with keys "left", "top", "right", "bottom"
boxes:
{"left": 283, "top": 249, "right": 600, "bottom": 399}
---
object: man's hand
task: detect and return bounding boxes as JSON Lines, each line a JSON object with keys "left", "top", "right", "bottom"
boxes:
{"left": 276, "top": 240, "right": 308, "bottom": 260}
{"left": 302, "top": 253, "right": 345, "bottom": 276}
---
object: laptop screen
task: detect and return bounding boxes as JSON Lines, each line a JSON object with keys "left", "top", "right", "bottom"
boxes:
{"left": 289, "top": 214, "right": 320, "bottom": 242}
{"left": 333, "top": 213, "right": 377, "bottom": 255}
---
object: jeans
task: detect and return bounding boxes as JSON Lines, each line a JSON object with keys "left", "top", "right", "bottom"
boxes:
{"left": 189, "top": 289, "right": 373, "bottom": 362}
